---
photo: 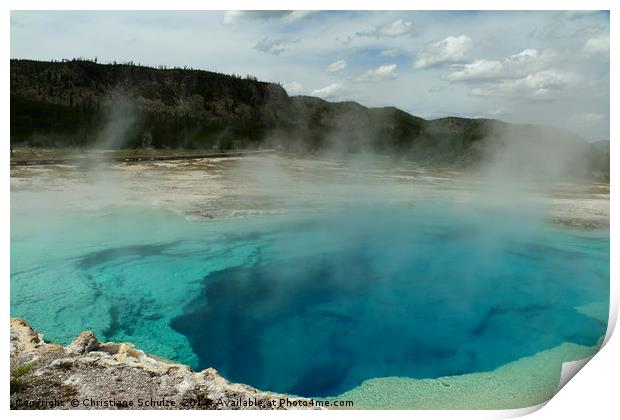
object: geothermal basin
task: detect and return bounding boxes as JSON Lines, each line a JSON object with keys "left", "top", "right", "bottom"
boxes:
{"left": 10, "top": 155, "right": 610, "bottom": 408}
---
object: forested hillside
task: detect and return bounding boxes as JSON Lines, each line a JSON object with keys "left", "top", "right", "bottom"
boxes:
{"left": 10, "top": 59, "right": 609, "bottom": 174}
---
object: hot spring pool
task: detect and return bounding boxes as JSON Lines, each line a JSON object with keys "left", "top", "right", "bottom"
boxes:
{"left": 10, "top": 203, "right": 609, "bottom": 399}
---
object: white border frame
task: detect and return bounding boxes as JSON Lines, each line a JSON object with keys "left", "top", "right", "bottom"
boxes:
{"left": 3, "top": 2, "right": 616, "bottom": 419}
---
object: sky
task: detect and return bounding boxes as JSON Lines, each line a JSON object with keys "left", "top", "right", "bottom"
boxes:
{"left": 10, "top": 10, "right": 610, "bottom": 140}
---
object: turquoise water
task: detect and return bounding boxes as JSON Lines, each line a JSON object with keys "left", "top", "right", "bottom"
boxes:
{"left": 10, "top": 202, "right": 609, "bottom": 398}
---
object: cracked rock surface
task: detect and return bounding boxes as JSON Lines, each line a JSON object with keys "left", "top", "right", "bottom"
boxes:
{"left": 10, "top": 318, "right": 319, "bottom": 410}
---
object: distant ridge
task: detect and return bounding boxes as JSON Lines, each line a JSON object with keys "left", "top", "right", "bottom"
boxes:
{"left": 10, "top": 59, "right": 608, "bottom": 174}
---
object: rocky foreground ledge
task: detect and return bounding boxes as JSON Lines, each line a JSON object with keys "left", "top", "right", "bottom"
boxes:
{"left": 10, "top": 318, "right": 320, "bottom": 410}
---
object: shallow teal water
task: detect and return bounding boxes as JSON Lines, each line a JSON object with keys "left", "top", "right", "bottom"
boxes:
{"left": 10, "top": 202, "right": 609, "bottom": 398}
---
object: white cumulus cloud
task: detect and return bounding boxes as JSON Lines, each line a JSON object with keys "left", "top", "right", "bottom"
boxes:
{"left": 443, "top": 60, "right": 503, "bottom": 81}
{"left": 471, "top": 70, "right": 580, "bottom": 100}
{"left": 310, "top": 83, "right": 343, "bottom": 99}
{"left": 355, "top": 64, "right": 398, "bottom": 82}
{"left": 354, "top": 19, "right": 415, "bottom": 40}
{"left": 326, "top": 59, "right": 347, "bottom": 73}
{"left": 445, "top": 48, "right": 558, "bottom": 84}
{"left": 414, "top": 35, "right": 472, "bottom": 69}
{"left": 505, "top": 48, "right": 556, "bottom": 73}
{"left": 254, "top": 37, "right": 295, "bottom": 55}
{"left": 376, "top": 19, "right": 414, "bottom": 37}
{"left": 583, "top": 35, "right": 609, "bottom": 56}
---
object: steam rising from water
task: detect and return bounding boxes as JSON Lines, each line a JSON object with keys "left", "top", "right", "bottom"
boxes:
{"left": 10, "top": 106, "right": 609, "bottom": 403}
{"left": 93, "top": 93, "right": 139, "bottom": 150}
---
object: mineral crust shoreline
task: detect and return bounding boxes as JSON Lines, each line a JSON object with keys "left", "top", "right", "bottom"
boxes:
{"left": 9, "top": 318, "right": 321, "bottom": 410}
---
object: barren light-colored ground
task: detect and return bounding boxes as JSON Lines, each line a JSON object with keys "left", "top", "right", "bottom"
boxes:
{"left": 11, "top": 154, "right": 609, "bottom": 229}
